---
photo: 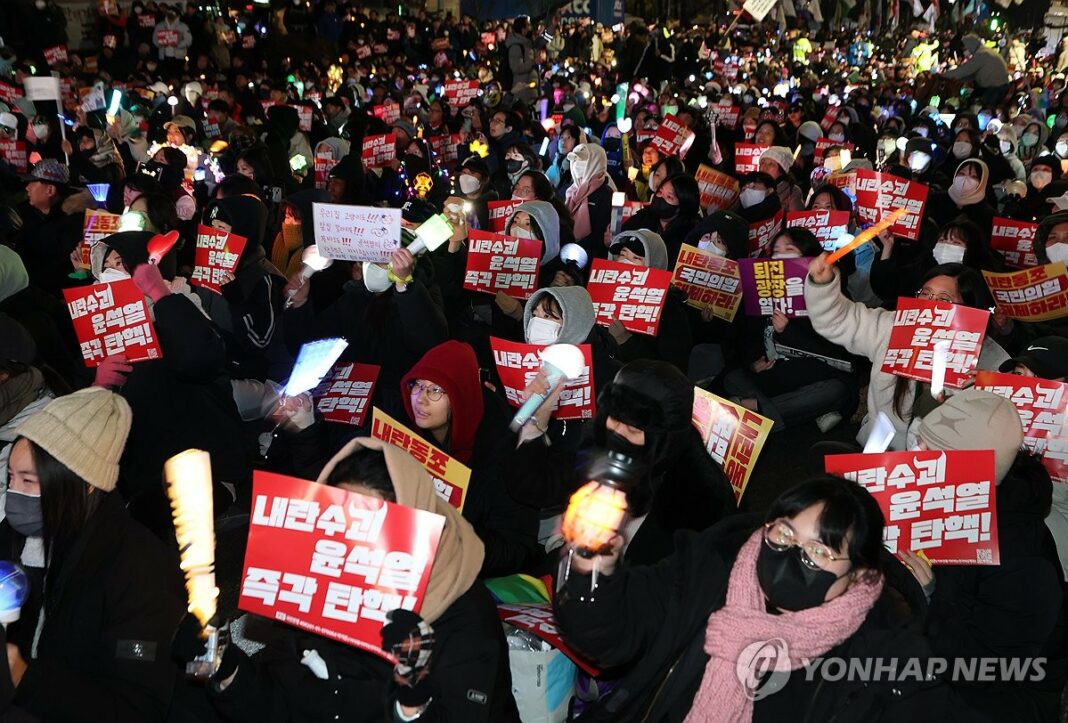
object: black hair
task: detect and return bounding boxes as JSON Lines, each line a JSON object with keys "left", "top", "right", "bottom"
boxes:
{"left": 130, "top": 191, "right": 179, "bottom": 233}
{"left": 324, "top": 446, "right": 397, "bottom": 503}
{"left": 207, "top": 98, "right": 230, "bottom": 115}
{"left": 506, "top": 142, "right": 541, "bottom": 172}
{"left": 776, "top": 227, "right": 822, "bottom": 257}
{"left": 650, "top": 156, "right": 684, "bottom": 183}
{"left": 125, "top": 172, "right": 164, "bottom": 197}
{"left": 518, "top": 169, "right": 575, "bottom": 233}
{"left": 807, "top": 184, "right": 853, "bottom": 213}
{"left": 659, "top": 172, "right": 700, "bottom": 220}
{"left": 215, "top": 173, "right": 264, "bottom": 200}
{"left": 236, "top": 147, "right": 275, "bottom": 185}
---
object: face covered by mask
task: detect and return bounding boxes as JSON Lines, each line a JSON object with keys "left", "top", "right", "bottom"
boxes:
{"left": 458, "top": 173, "right": 481, "bottom": 195}
{"left": 697, "top": 231, "right": 727, "bottom": 256}
{"left": 569, "top": 155, "right": 588, "bottom": 184}
{"left": 908, "top": 152, "right": 931, "bottom": 173}
{"left": 511, "top": 226, "right": 535, "bottom": 240}
{"left": 739, "top": 187, "right": 766, "bottom": 209}
{"left": 526, "top": 316, "right": 561, "bottom": 345}
{"left": 505, "top": 158, "right": 525, "bottom": 175}
{"left": 1047, "top": 243, "right": 1068, "bottom": 265}
{"left": 828, "top": 132, "right": 846, "bottom": 143}
{"left": 932, "top": 242, "right": 966, "bottom": 265}
{"left": 756, "top": 542, "right": 849, "bottom": 612}
{"left": 1057, "top": 140, "right": 1068, "bottom": 159}
{"left": 362, "top": 262, "right": 393, "bottom": 293}
{"left": 1021, "top": 132, "right": 1039, "bottom": 147}
{"left": 32, "top": 123, "right": 50, "bottom": 142}
{"left": 1031, "top": 170, "right": 1053, "bottom": 191}
{"left": 650, "top": 196, "right": 679, "bottom": 219}
{"left": 952, "top": 141, "right": 973, "bottom": 159}
{"left": 6, "top": 490, "right": 43, "bottom": 537}
{"left": 951, "top": 175, "right": 979, "bottom": 197}
{"left": 98, "top": 267, "right": 131, "bottom": 284}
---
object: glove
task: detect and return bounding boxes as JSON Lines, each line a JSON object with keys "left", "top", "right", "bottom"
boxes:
{"left": 93, "top": 353, "right": 132, "bottom": 388}
{"left": 132, "top": 263, "right": 171, "bottom": 303}
{"left": 380, "top": 609, "right": 434, "bottom": 707}
{"left": 170, "top": 612, "right": 210, "bottom": 663}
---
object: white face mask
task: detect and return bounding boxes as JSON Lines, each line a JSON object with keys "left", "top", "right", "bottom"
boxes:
{"left": 32, "top": 123, "right": 49, "bottom": 141}
{"left": 739, "top": 188, "right": 766, "bottom": 208}
{"left": 1031, "top": 171, "right": 1053, "bottom": 190}
{"left": 526, "top": 316, "right": 561, "bottom": 345}
{"left": 1058, "top": 140, "right": 1068, "bottom": 158}
{"left": 362, "top": 262, "right": 392, "bottom": 293}
{"left": 511, "top": 226, "right": 534, "bottom": 240}
{"left": 771, "top": 252, "right": 801, "bottom": 259}
{"left": 999, "top": 140, "right": 1013, "bottom": 154}
{"left": 98, "top": 267, "right": 131, "bottom": 284}
{"left": 458, "top": 173, "right": 480, "bottom": 195}
{"left": 698, "top": 232, "right": 727, "bottom": 256}
{"left": 828, "top": 133, "right": 845, "bottom": 142}
{"left": 932, "top": 242, "right": 966, "bottom": 265}
{"left": 952, "top": 141, "right": 973, "bottom": 158}
{"left": 1047, "top": 243, "right": 1068, "bottom": 265}
{"left": 908, "top": 152, "right": 931, "bottom": 172}
{"left": 951, "top": 175, "right": 980, "bottom": 197}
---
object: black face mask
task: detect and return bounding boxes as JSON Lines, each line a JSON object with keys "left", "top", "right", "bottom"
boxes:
{"left": 505, "top": 159, "right": 524, "bottom": 175}
{"left": 649, "top": 196, "right": 679, "bottom": 219}
{"left": 605, "top": 430, "right": 646, "bottom": 462}
{"left": 756, "top": 543, "right": 847, "bottom": 612}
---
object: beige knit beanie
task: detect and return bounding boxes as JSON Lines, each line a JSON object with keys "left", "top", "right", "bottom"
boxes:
{"left": 17, "top": 387, "right": 132, "bottom": 492}
{"left": 917, "top": 389, "right": 1023, "bottom": 484}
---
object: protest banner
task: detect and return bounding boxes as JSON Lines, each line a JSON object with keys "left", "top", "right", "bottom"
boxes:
{"left": 80, "top": 209, "right": 122, "bottom": 269}
{"left": 442, "top": 79, "right": 480, "bottom": 106}
{"left": 734, "top": 143, "right": 768, "bottom": 174}
{"left": 361, "top": 133, "right": 396, "bottom": 169}
{"left": 314, "top": 362, "right": 381, "bottom": 427}
{"left": 880, "top": 297, "right": 989, "bottom": 389}
{"left": 619, "top": 200, "right": 645, "bottom": 226}
{"left": 691, "top": 387, "right": 773, "bottom": 502}
{"left": 490, "top": 338, "right": 595, "bottom": 421}
{"left": 239, "top": 471, "right": 445, "bottom": 661}
{"left": 43, "top": 45, "right": 68, "bottom": 67}
{"left": 587, "top": 258, "right": 672, "bottom": 336}
{"left": 312, "top": 203, "right": 402, "bottom": 263}
{"left": 695, "top": 164, "right": 740, "bottom": 212}
{"left": 0, "top": 140, "right": 27, "bottom": 173}
{"left": 498, "top": 604, "right": 601, "bottom": 677}
{"left": 371, "top": 408, "right": 471, "bottom": 512}
{"left": 462, "top": 230, "right": 541, "bottom": 300}
{"left": 190, "top": 224, "right": 248, "bottom": 294}
{"left": 852, "top": 169, "right": 928, "bottom": 241}
{"left": 825, "top": 450, "right": 1000, "bottom": 565}
{"left": 746, "top": 208, "right": 784, "bottom": 256}
{"left": 156, "top": 28, "right": 180, "bottom": 47}
{"left": 708, "top": 102, "right": 740, "bottom": 130}
{"left": 487, "top": 199, "right": 523, "bottom": 232}
{"left": 738, "top": 257, "right": 812, "bottom": 317}
{"left": 785, "top": 210, "right": 851, "bottom": 251}
{"left": 355, "top": 43, "right": 372, "bottom": 60}
{"left": 64, "top": 280, "right": 162, "bottom": 366}
{"left": 671, "top": 244, "right": 742, "bottom": 321}
{"left": 650, "top": 113, "right": 694, "bottom": 157}
{"left": 983, "top": 263, "right": 1068, "bottom": 322}
{"left": 813, "top": 138, "right": 855, "bottom": 166}
{"left": 429, "top": 133, "right": 462, "bottom": 165}
{"left": 990, "top": 217, "right": 1038, "bottom": 269}
{"left": 314, "top": 152, "right": 338, "bottom": 190}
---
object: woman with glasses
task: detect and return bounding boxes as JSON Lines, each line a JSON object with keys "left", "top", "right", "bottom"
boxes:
{"left": 555, "top": 476, "right": 955, "bottom": 721}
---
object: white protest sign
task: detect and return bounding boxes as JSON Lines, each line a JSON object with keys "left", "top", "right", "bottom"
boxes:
{"left": 23, "top": 76, "right": 61, "bottom": 102}
{"left": 312, "top": 203, "right": 402, "bottom": 264}
{"left": 743, "top": 0, "right": 778, "bottom": 21}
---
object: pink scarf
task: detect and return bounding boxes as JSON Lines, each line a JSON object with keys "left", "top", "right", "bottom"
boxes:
{"left": 566, "top": 174, "right": 605, "bottom": 241}
{"left": 684, "top": 530, "right": 884, "bottom": 723}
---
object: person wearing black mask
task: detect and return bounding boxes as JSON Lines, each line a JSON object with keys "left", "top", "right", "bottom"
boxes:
{"left": 621, "top": 172, "right": 701, "bottom": 263}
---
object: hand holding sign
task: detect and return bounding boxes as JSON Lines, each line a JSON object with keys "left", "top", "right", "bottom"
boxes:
{"left": 826, "top": 208, "right": 908, "bottom": 265}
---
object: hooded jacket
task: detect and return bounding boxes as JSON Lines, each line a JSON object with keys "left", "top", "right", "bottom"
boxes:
{"left": 505, "top": 200, "right": 561, "bottom": 265}
{"left": 522, "top": 286, "right": 596, "bottom": 345}
{"left": 609, "top": 229, "right": 670, "bottom": 270}
{"left": 946, "top": 35, "right": 1011, "bottom": 88}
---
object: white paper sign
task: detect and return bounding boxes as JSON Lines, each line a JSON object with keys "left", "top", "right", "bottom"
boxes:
{"left": 23, "top": 76, "right": 61, "bottom": 102}
{"left": 743, "top": 0, "right": 778, "bottom": 21}
{"left": 312, "top": 203, "right": 402, "bottom": 263}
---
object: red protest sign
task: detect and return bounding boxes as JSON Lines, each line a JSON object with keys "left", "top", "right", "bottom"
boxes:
{"left": 190, "top": 224, "right": 248, "bottom": 294}
{"left": 587, "top": 258, "right": 672, "bottom": 336}
{"left": 80, "top": 209, "right": 122, "bottom": 269}
{"left": 462, "top": 230, "right": 541, "bottom": 300}
{"left": 355, "top": 44, "right": 372, "bottom": 60}
{"left": 650, "top": 113, "right": 694, "bottom": 158}
{"left": 43, "top": 45, "right": 67, "bottom": 66}
{"left": 361, "top": 133, "right": 396, "bottom": 169}
{"left": 64, "top": 280, "right": 162, "bottom": 367}
{"left": 785, "top": 210, "right": 850, "bottom": 251}
{"left": 0, "top": 82, "right": 22, "bottom": 106}
{"left": 819, "top": 104, "right": 840, "bottom": 131}
{"left": 498, "top": 604, "right": 601, "bottom": 677}
{"left": 695, "top": 164, "right": 739, "bottom": 212}
{"left": 619, "top": 201, "right": 645, "bottom": 226}
{"left": 671, "top": 244, "right": 742, "bottom": 322}
{"left": 314, "top": 152, "right": 338, "bottom": 190}
{"left": 746, "top": 208, "right": 784, "bottom": 256}
{"left": 0, "top": 140, "right": 27, "bottom": 173}
{"left": 990, "top": 217, "right": 1038, "bottom": 269}
{"left": 734, "top": 143, "right": 768, "bottom": 175}
{"left": 429, "top": 133, "right": 462, "bottom": 165}
{"left": 240, "top": 471, "right": 445, "bottom": 661}
{"left": 289, "top": 105, "right": 313, "bottom": 132}
{"left": 708, "top": 102, "right": 740, "bottom": 130}
{"left": 825, "top": 451, "right": 1000, "bottom": 565}
{"left": 880, "top": 297, "right": 989, "bottom": 389}
{"left": 852, "top": 169, "right": 928, "bottom": 242}
{"left": 314, "top": 362, "right": 380, "bottom": 427}
{"left": 692, "top": 388, "right": 773, "bottom": 502}
{"left": 370, "top": 408, "right": 471, "bottom": 512}
{"left": 487, "top": 199, "right": 523, "bottom": 232}
{"left": 490, "top": 338, "right": 595, "bottom": 421}
{"left": 813, "top": 138, "right": 855, "bottom": 166}
{"left": 372, "top": 102, "right": 400, "bottom": 125}
{"left": 983, "top": 263, "right": 1068, "bottom": 322}
{"left": 442, "top": 80, "right": 479, "bottom": 106}
{"left": 157, "top": 29, "right": 180, "bottom": 47}
{"left": 712, "top": 58, "right": 739, "bottom": 82}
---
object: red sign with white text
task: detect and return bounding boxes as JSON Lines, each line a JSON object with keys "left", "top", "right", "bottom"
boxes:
{"left": 490, "top": 338, "right": 595, "bottom": 421}
{"left": 785, "top": 210, "right": 851, "bottom": 251}
{"left": 442, "top": 80, "right": 480, "bottom": 106}
{"left": 650, "top": 113, "right": 693, "bottom": 158}
{"left": 361, "top": 133, "right": 396, "bottom": 169}
{"left": 990, "top": 217, "right": 1038, "bottom": 269}
{"left": 64, "top": 280, "right": 162, "bottom": 367}
{"left": 695, "top": 164, "right": 739, "bottom": 212}
{"left": 429, "top": 133, "right": 462, "bottom": 165}
{"left": 0, "top": 140, "right": 27, "bottom": 173}
{"left": 190, "top": 225, "right": 247, "bottom": 294}
{"left": 983, "top": 263, "right": 1068, "bottom": 322}
{"left": 587, "top": 258, "right": 671, "bottom": 336}
{"left": 746, "top": 208, "right": 784, "bottom": 256}
{"left": 852, "top": 170, "right": 928, "bottom": 242}
{"left": 487, "top": 199, "right": 522, "bottom": 232}
{"left": 498, "top": 604, "right": 601, "bottom": 677}
{"left": 43, "top": 45, "right": 68, "bottom": 66}
{"left": 462, "top": 230, "right": 541, "bottom": 300}
{"left": 734, "top": 143, "right": 769, "bottom": 175}
{"left": 813, "top": 138, "right": 855, "bottom": 166}
{"left": 156, "top": 29, "right": 179, "bottom": 47}
{"left": 314, "top": 362, "right": 380, "bottom": 427}
{"left": 80, "top": 209, "right": 121, "bottom": 269}
{"left": 880, "top": 297, "right": 989, "bottom": 389}
{"left": 708, "top": 102, "right": 740, "bottom": 130}
{"left": 314, "top": 152, "right": 337, "bottom": 190}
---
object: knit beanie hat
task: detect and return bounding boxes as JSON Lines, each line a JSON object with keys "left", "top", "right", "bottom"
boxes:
{"left": 17, "top": 387, "right": 132, "bottom": 492}
{"left": 760, "top": 146, "right": 795, "bottom": 176}
{"left": 798, "top": 121, "right": 823, "bottom": 143}
{"left": 917, "top": 389, "right": 1023, "bottom": 484}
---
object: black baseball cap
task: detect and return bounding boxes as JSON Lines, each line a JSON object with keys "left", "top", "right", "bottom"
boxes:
{"left": 999, "top": 336, "right": 1068, "bottom": 380}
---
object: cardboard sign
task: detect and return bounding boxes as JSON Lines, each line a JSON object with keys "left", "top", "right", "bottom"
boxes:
{"left": 157, "top": 28, "right": 180, "bottom": 47}
{"left": 650, "top": 113, "right": 694, "bottom": 158}
{"left": 370, "top": 408, "right": 471, "bottom": 512}
{"left": 738, "top": 257, "right": 812, "bottom": 317}
{"left": 314, "top": 152, "right": 338, "bottom": 190}
{"left": 852, "top": 170, "right": 928, "bottom": 242}
{"left": 190, "top": 225, "right": 248, "bottom": 294}
{"left": 43, "top": 45, "right": 67, "bottom": 66}
{"left": 695, "top": 164, "right": 740, "bottom": 212}
{"left": 825, "top": 451, "right": 1000, "bottom": 565}
{"left": 983, "top": 263, "right": 1068, "bottom": 322}
{"left": 813, "top": 138, "right": 855, "bottom": 166}
{"left": 734, "top": 143, "right": 769, "bottom": 175}
{"left": 746, "top": 208, "right": 784, "bottom": 256}
{"left": 239, "top": 471, "right": 445, "bottom": 661}
{"left": 880, "top": 297, "right": 989, "bottom": 389}
{"left": 314, "top": 362, "right": 380, "bottom": 427}
{"left": 708, "top": 102, "right": 740, "bottom": 130}
{"left": 671, "top": 244, "right": 742, "bottom": 322}
{"left": 64, "top": 280, "right": 162, "bottom": 367}
{"left": 442, "top": 80, "right": 480, "bottom": 106}
{"left": 990, "top": 217, "right": 1038, "bottom": 269}
{"left": 361, "top": 133, "right": 396, "bottom": 169}
{"left": 490, "top": 338, "right": 595, "bottom": 421}
{"left": 429, "top": 133, "right": 462, "bottom": 165}
{"left": 785, "top": 210, "right": 851, "bottom": 251}
{"left": 587, "top": 258, "right": 672, "bottom": 336}
{"left": 80, "top": 209, "right": 122, "bottom": 269}
{"left": 462, "top": 230, "right": 541, "bottom": 300}
{"left": 312, "top": 203, "right": 402, "bottom": 264}
{"left": 692, "top": 387, "right": 773, "bottom": 502}
{"left": 0, "top": 140, "right": 28, "bottom": 174}
{"left": 498, "top": 604, "right": 601, "bottom": 677}
{"left": 487, "top": 199, "right": 523, "bottom": 232}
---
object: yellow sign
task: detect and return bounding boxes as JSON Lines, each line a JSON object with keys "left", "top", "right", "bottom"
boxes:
{"left": 691, "top": 387, "right": 773, "bottom": 502}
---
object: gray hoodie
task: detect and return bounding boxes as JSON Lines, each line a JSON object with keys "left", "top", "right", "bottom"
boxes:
{"left": 946, "top": 35, "right": 1010, "bottom": 88}
{"left": 609, "top": 229, "right": 670, "bottom": 271}
{"left": 506, "top": 200, "right": 561, "bottom": 265}
{"left": 523, "top": 286, "right": 596, "bottom": 345}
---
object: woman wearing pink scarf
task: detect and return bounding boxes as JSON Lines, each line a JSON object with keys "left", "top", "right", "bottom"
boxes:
{"left": 565, "top": 143, "right": 614, "bottom": 260}
{"left": 555, "top": 477, "right": 959, "bottom": 722}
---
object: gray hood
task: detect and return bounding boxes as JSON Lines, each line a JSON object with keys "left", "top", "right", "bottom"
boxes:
{"left": 0, "top": 246, "right": 28, "bottom": 303}
{"left": 506, "top": 200, "right": 561, "bottom": 265}
{"left": 523, "top": 285, "right": 595, "bottom": 345}
{"left": 609, "top": 229, "right": 670, "bottom": 271}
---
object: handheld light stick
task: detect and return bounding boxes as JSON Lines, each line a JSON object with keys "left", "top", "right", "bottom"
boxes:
{"left": 147, "top": 230, "right": 180, "bottom": 265}
{"left": 405, "top": 214, "right": 454, "bottom": 256}
{"left": 930, "top": 339, "right": 951, "bottom": 400}
{"left": 509, "top": 344, "right": 586, "bottom": 433}
{"left": 284, "top": 244, "right": 333, "bottom": 309}
{"left": 0, "top": 562, "right": 29, "bottom": 626}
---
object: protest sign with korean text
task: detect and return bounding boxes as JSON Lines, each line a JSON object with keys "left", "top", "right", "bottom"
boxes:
{"left": 785, "top": 210, "right": 850, "bottom": 251}
{"left": 650, "top": 114, "right": 694, "bottom": 158}
{"left": 462, "top": 230, "right": 541, "bottom": 300}
{"left": 825, "top": 451, "right": 1000, "bottom": 565}
{"left": 587, "top": 258, "right": 672, "bottom": 336}
{"left": 490, "top": 338, "right": 595, "bottom": 421}
{"left": 156, "top": 28, "right": 180, "bottom": 47}
{"left": 498, "top": 604, "right": 601, "bottom": 677}
{"left": 734, "top": 143, "right": 768, "bottom": 174}
{"left": 190, "top": 225, "right": 248, "bottom": 294}
{"left": 0, "top": 140, "right": 27, "bottom": 173}
{"left": 314, "top": 152, "right": 338, "bottom": 190}
{"left": 852, "top": 170, "right": 928, "bottom": 241}
{"left": 442, "top": 80, "right": 480, "bottom": 106}
{"left": 691, "top": 387, "right": 773, "bottom": 502}
{"left": 880, "top": 298, "right": 989, "bottom": 389}
{"left": 429, "top": 133, "right": 462, "bottom": 165}
{"left": 370, "top": 408, "right": 471, "bottom": 512}
{"left": 80, "top": 209, "right": 122, "bottom": 269}
{"left": 671, "top": 244, "right": 742, "bottom": 322}
{"left": 695, "top": 164, "right": 740, "bottom": 212}
{"left": 990, "top": 217, "right": 1038, "bottom": 269}
{"left": 743, "top": 0, "right": 778, "bottom": 21}
{"left": 708, "top": 102, "right": 740, "bottom": 130}
{"left": 0, "top": 82, "right": 25, "bottom": 105}
{"left": 43, "top": 45, "right": 68, "bottom": 66}
{"left": 239, "top": 471, "right": 444, "bottom": 661}
{"left": 813, "top": 138, "right": 855, "bottom": 166}
{"left": 983, "top": 263, "right": 1068, "bottom": 322}
{"left": 746, "top": 208, "right": 784, "bottom": 256}
{"left": 312, "top": 203, "right": 402, "bottom": 263}
{"left": 738, "top": 257, "right": 812, "bottom": 317}
{"left": 64, "top": 280, "right": 162, "bottom": 366}
{"left": 487, "top": 199, "right": 523, "bottom": 232}
{"left": 361, "top": 133, "right": 396, "bottom": 170}
{"left": 314, "top": 363, "right": 381, "bottom": 427}
{"left": 372, "top": 102, "right": 400, "bottom": 125}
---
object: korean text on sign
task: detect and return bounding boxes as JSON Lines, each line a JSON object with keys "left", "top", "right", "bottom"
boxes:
{"left": 983, "top": 263, "right": 1068, "bottom": 323}
{"left": 442, "top": 80, "right": 480, "bottom": 105}
{"left": 370, "top": 408, "right": 471, "bottom": 512}
{"left": 813, "top": 138, "right": 855, "bottom": 166}
{"left": 487, "top": 200, "right": 523, "bottom": 232}
{"left": 360, "top": 133, "right": 396, "bottom": 170}
{"left": 825, "top": 450, "right": 1000, "bottom": 565}
{"left": 429, "top": 134, "right": 462, "bottom": 165}
{"left": 671, "top": 244, "right": 742, "bottom": 322}
{"left": 691, "top": 387, "right": 773, "bottom": 502}
{"left": 314, "top": 362, "right": 380, "bottom": 427}
{"left": 738, "top": 257, "right": 812, "bottom": 318}
{"left": 785, "top": 210, "right": 851, "bottom": 251}
{"left": 312, "top": 203, "right": 402, "bottom": 264}
{"left": 852, "top": 170, "right": 928, "bottom": 242}
{"left": 239, "top": 471, "right": 444, "bottom": 661}
{"left": 490, "top": 338, "right": 595, "bottom": 421}
{"left": 880, "top": 297, "right": 989, "bottom": 389}
{"left": 734, "top": 143, "right": 769, "bottom": 175}
{"left": 80, "top": 209, "right": 122, "bottom": 269}
{"left": 695, "top": 164, "right": 740, "bottom": 212}
{"left": 190, "top": 225, "right": 248, "bottom": 294}
{"left": 650, "top": 114, "right": 694, "bottom": 157}
{"left": 990, "top": 217, "right": 1038, "bottom": 269}
{"left": 462, "top": 231, "right": 541, "bottom": 300}
{"left": 0, "top": 140, "right": 28, "bottom": 173}
{"left": 587, "top": 258, "right": 672, "bottom": 336}
{"left": 314, "top": 152, "right": 338, "bottom": 190}
{"left": 497, "top": 604, "right": 601, "bottom": 677}
{"left": 746, "top": 208, "right": 783, "bottom": 256}
{"left": 64, "top": 279, "right": 162, "bottom": 367}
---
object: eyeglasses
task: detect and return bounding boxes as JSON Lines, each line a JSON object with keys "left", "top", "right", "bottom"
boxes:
{"left": 915, "top": 288, "right": 957, "bottom": 304}
{"left": 763, "top": 520, "right": 849, "bottom": 571}
{"left": 407, "top": 380, "right": 446, "bottom": 402}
